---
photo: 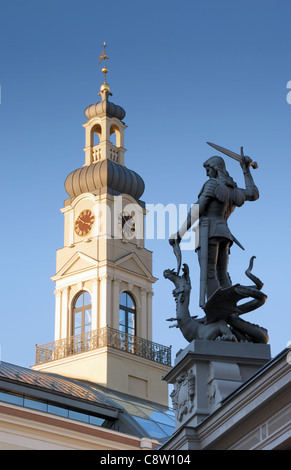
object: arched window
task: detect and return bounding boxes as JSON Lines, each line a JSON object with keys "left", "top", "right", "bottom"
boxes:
{"left": 91, "top": 123, "right": 101, "bottom": 147}
{"left": 72, "top": 291, "right": 92, "bottom": 337}
{"left": 119, "top": 292, "right": 136, "bottom": 337}
{"left": 110, "top": 130, "right": 117, "bottom": 146}
{"left": 110, "top": 124, "right": 120, "bottom": 147}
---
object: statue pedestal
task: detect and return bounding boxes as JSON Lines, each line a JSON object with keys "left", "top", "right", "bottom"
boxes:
{"left": 164, "top": 340, "right": 271, "bottom": 429}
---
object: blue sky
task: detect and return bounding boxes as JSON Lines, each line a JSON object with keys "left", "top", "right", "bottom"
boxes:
{"left": 1, "top": 0, "right": 291, "bottom": 368}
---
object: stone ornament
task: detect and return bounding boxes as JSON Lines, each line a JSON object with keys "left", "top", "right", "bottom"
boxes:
{"left": 170, "top": 370, "right": 195, "bottom": 422}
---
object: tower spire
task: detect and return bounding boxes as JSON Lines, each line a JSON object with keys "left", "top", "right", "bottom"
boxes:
{"left": 98, "top": 41, "right": 111, "bottom": 97}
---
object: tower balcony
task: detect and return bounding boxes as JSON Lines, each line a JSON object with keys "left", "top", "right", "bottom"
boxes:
{"left": 84, "top": 142, "right": 125, "bottom": 166}
{"left": 35, "top": 326, "right": 171, "bottom": 367}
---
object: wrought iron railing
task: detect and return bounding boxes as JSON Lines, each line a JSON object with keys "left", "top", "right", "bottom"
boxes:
{"left": 35, "top": 327, "right": 171, "bottom": 366}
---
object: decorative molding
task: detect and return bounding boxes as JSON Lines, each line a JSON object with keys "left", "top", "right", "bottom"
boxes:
{"left": 51, "top": 252, "right": 98, "bottom": 281}
{"left": 170, "top": 370, "right": 195, "bottom": 422}
{"left": 115, "top": 252, "right": 157, "bottom": 282}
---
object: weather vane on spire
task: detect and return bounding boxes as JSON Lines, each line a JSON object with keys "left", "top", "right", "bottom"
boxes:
{"left": 98, "top": 41, "right": 109, "bottom": 66}
{"left": 98, "top": 42, "right": 109, "bottom": 81}
{"left": 98, "top": 42, "right": 111, "bottom": 97}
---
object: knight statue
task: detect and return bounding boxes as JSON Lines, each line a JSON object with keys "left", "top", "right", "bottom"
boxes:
{"left": 165, "top": 143, "right": 268, "bottom": 344}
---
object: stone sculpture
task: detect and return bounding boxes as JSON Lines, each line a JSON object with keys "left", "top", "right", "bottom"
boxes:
{"left": 165, "top": 143, "right": 268, "bottom": 343}
{"left": 164, "top": 259, "right": 268, "bottom": 343}
{"left": 170, "top": 370, "right": 195, "bottom": 422}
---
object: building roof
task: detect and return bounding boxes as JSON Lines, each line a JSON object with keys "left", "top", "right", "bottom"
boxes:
{"left": 84, "top": 98, "right": 126, "bottom": 121}
{"left": 64, "top": 159, "right": 145, "bottom": 200}
{"left": 0, "top": 361, "right": 175, "bottom": 443}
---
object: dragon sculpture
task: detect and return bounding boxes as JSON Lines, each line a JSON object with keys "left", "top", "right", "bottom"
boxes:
{"left": 164, "top": 256, "right": 268, "bottom": 343}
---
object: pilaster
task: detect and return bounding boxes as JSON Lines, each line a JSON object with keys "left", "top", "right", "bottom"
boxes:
{"left": 54, "top": 290, "right": 62, "bottom": 341}
{"left": 140, "top": 288, "right": 147, "bottom": 338}
{"left": 91, "top": 279, "right": 98, "bottom": 331}
{"left": 147, "top": 291, "right": 153, "bottom": 339}
{"left": 99, "top": 275, "right": 112, "bottom": 328}
{"left": 112, "top": 278, "right": 121, "bottom": 330}
{"left": 61, "top": 287, "right": 70, "bottom": 339}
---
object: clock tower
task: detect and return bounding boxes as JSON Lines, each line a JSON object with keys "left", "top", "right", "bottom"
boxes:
{"left": 32, "top": 45, "right": 171, "bottom": 406}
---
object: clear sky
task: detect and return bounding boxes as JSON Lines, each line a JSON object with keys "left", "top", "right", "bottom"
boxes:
{"left": 1, "top": 0, "right": 291, "bottom": 369}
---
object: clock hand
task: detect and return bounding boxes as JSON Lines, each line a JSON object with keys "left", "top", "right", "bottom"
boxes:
{"left": 122, "top": 216, "right": 130, "bottom": 228}
{"left": 77, "top": 217, "right": 93, "bottom": 226}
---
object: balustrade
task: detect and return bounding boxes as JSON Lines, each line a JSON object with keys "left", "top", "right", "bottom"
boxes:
{"left": 91, "top": 143, "right": 120, "bottom": 163}
{"left": 35, "top": 326, "right": 171, "bottom": 366}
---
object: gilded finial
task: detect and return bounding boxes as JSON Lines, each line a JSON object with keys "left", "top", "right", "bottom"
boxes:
{"left": 98, "top": 41, "right": 110, "bottom": 95}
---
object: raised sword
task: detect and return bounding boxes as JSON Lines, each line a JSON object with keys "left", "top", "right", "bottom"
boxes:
{"left": 207, "top": 142, "right": 258, "bottom": 169}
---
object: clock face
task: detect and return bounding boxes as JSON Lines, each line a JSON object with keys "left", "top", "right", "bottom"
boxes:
{"left": 118, "top": 210, "right": 136, "bottom": 239}
{"left": 74, "top": 209, "right": 95, "bottom": 237}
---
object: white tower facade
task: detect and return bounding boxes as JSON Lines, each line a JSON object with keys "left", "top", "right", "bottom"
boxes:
{"left": 33, "top": 49, "right": 170, "bottom": 406}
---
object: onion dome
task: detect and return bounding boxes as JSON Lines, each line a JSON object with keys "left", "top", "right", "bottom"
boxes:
{"left": 65, "top": 159, "right": 145, "bottom": 200}
{"left": 85, "top": 44, "right": 126, "bottom": 121}
{"left": 84, "top": 99, "right": 126, "bottom": 121}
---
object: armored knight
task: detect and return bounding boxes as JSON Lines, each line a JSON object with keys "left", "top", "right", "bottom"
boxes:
{"left": 170, "top": 155, "right": 259, "bottom": 307}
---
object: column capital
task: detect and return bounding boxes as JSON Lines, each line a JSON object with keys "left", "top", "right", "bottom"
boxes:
{"left": 99, "top": 274, "right": 114, "bottom": 282}
{"left": 127, "top": 282, "right": 133, "bottom": 291}
{"left": 141, "top": 287, "right": 153, "bottom": 296}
